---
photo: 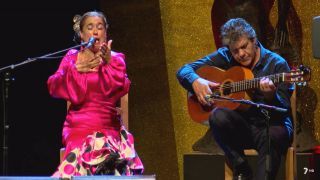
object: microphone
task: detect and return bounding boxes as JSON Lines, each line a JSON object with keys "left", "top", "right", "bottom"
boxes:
{"left": 205, "top": 93, "right": 221, "bottom": 102}
{"left": 85, "top": 37, "right": 96, "bottom": 48}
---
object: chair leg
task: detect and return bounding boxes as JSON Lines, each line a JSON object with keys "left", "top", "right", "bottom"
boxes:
{"left": 225, "top": 162, "right": 233, "bottom": 180}
{"left": 285, "top": 147, "right": 296, "bottom": 180}
{"left": 60, "top": 148, "right": 65, "bottom": 163}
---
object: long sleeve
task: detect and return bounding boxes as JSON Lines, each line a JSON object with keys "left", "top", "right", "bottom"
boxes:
{"left": 176, "top": 49, "right": 232, "bottom": 93}
{"left": 252, "top": 51, "right": 294, "bottom": 110}
{"left": 99, "top": 52, "right": 130, "bottom": 100}
{"left": 47, "top": 49, "right": 87, "bottom": 105}
{"left": 176, "top": 56, "right": 215, "bottom": 93}
{"left": 268, "top": 59, "right": 294, "bottom": 109}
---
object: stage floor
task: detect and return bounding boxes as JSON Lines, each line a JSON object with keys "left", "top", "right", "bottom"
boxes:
{"left": 0, "top": 175, "right": 156, "bottom": 180}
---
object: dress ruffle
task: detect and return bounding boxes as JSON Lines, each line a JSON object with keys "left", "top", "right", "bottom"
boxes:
{"left": 53, "top": 126, "right": 144, "bottom": 179}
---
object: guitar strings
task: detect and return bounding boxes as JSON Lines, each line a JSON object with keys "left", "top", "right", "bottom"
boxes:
{"left": 213, "top": 73, "right": 284, "bottom": 91}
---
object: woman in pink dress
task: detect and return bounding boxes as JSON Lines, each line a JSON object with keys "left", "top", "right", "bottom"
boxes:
{"left": 48, "top": 11, "right": 144, "bottom": 178}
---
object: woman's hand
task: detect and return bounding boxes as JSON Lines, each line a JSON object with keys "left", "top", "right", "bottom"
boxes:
{"left": 98, "top": 40, "right": 112, "bottom": 64}
{"left": 75, "top": 40, "right": 112, "bottom": 73}
{"left": 76, "top": 49, "right": 101, "bottom": 73}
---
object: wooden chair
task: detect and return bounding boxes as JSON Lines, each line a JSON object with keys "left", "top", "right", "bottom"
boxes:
{"left": 225, "top": 87, "right": 297, "bottom": 180}
{"left": 59, "top": 94, "right": 129, "bottom": 162}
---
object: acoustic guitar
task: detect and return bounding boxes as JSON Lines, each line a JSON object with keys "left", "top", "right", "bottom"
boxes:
{"left": 187, "top": 65, "right": 311, "bottom": 124}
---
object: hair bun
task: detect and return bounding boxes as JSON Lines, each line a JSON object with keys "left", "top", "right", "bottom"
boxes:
{"left": 73, "top": 14, "right": 82, "bottom": 33}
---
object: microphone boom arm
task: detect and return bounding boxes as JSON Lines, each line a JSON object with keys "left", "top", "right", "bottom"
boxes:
{"left": 0, "top": 38, "right": 94, "bottom": 73}
{"left": 206, "top": 94, "right": 288, "bottom": 113}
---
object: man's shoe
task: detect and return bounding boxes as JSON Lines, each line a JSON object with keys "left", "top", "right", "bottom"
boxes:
{"left": 233, "top": 160, "right": 253, "bottom": 180}
{"left": 233, "top": 173, "right": 253, "bottom": 180}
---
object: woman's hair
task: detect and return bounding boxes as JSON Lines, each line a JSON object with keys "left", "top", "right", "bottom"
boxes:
{"left": 220, "top": 18, "right": 256, "bottom": 46}
{"left": 73, "top": 11, "right": 109, "bottom": 44}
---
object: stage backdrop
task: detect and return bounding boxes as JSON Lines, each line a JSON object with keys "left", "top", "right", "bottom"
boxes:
{"left": 0, "top": 0, "right": 320, "bottom": 180}
{"left": 159, "top": 0, "right": 320, "bottom": 179}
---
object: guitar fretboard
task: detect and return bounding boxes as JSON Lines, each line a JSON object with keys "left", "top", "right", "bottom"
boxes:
{"left": 229, "top": 73, "right": 285, "bottom": 93}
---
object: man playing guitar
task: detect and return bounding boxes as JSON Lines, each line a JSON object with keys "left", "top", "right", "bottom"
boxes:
{"left": 177, "top": 18, "right": 298, "bottom": 180}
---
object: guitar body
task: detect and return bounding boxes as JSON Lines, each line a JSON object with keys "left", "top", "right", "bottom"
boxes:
{"left": 187, "top": 65, "right": 310, "bottom": 124}
{"left": 188, "top": 66, "right": 254, "bottom": 124}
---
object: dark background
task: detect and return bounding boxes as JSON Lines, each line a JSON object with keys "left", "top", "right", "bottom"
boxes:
{"left": 0, "top": 0, "right": 104, "bottom": 175}
{"left": 0, "top": 1, "right": 179, "bottom": 179}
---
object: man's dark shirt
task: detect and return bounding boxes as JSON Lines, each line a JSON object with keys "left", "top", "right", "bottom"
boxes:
{"left": 176, "top": 42, "right": 294, "bottom": 137}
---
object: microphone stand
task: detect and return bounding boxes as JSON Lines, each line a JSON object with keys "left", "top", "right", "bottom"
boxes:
{"left": 207, "top": 95, "right": 287, "bottom": 180}
{"left": 0, "top": 41, "right": 89, "bottom": 175}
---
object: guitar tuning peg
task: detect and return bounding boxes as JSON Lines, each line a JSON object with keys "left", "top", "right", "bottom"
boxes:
{"left": 296, "top": 82, "right": 307, "bottom": 86}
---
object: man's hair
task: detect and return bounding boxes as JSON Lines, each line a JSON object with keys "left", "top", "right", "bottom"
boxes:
{"left": 220, "top": 18, "right": 256, "bottom": 46}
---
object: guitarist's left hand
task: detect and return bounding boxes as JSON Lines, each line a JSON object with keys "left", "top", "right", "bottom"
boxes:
{"left": 260, "top": 77, "right": 276, "bottom": 101}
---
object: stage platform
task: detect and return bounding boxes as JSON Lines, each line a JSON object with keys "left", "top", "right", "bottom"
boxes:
{"left": 0, "top": 175, "right": 156, "bottom": 180}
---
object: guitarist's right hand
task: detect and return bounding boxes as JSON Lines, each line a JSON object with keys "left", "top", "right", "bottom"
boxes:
{"left": 192, "top": 78, "right": 220, "bottom": 105}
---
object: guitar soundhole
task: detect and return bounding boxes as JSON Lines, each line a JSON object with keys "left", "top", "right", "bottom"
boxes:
{"left": 222, "top": 81, "right": 232, "bottom": 96}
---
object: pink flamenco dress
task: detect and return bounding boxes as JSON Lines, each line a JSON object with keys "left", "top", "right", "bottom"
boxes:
{"left": 48, "top": 49, "right": 144, "bottom": 179}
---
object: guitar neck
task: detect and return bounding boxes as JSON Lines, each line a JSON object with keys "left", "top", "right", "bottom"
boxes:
{"left": 230, "top": 73, "right": 285, "bottom": 93}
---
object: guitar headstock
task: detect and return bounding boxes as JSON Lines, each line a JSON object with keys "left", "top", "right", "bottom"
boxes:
{"left": 285, "top": 65, "right": 311, "bottom": 86}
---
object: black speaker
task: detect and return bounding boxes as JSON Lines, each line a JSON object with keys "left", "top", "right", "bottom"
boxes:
{"left": 312, "top": 16, "right": 320, "bottom": 59}
{"left": 184, "top": 153, "right": 286, "bottom": 180}
{"left": 296, "top": 152, "right": 319, "bottom": 180}
{"left": 184, "top": 153, "right": 225, "bottom": 180}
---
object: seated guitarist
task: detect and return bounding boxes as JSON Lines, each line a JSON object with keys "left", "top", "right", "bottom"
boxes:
{"left": 176, "top": 18, "right": 294, "bottom": 180}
